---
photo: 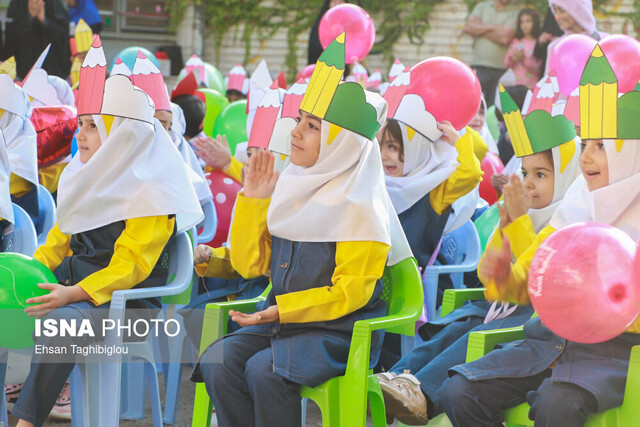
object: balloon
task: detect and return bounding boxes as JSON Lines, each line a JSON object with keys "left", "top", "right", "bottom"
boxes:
{"left": 0, "top": 253, "right": 57, "bottom": 349}
{"left": 478, "top": 152, "right": 504, "bottom": 206}
{"left": 600, "top": 35, "right": 640, "bottom": 93}
{"left": 296, "top": 64, "right": 315, "bottom": 81}
{"left": 318, "top": 4, "right": 375, "bottom": 64}
{"left": 30, "top": 106, "right": 77, "bottom": 168}
{"left": 529, "top": 222, "right": 639, "bottom": 344}
{"left": 473, "top": 203, "right": 500, "bottom": 253}
{"left": 178, "top": 63, "right": 226, "bottom": 94}
{"left": 548, "top": 34, "right": 597, "bottom": 96}
{"left": 406, "top": 57, "right": 482, "bottom": 131}
{"left": 211, "top": 100, "right": 248, "bottom": 155}
{"left": 71, "top": 130, "right": 78, "bottom": 157}
{"left": 198, "top": 88, "right": 230, "bottom": 137}
{"left": 204, "top": 170, "right": 242, "bottom": 248}
{"left": 110, "top": 47, "right": 159, "bottom": 72}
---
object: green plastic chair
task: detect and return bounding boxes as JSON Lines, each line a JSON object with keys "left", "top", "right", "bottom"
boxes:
{"left": 465, "top": 326, "right": 640, "bottom": 426}
{"left": 191, "top": 257, "right": 424, "bottom": 427}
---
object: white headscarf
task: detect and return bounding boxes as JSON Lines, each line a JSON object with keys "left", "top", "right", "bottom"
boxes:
{"left": 1, "top": 110, "right": 38, "bottom": 188}
{"left": 0, "top": 130, "right": 14, "bottom": 223}
{"left": 384, "top": 122, "right": 458, "bottom": 214}
{"left": 57, "top": 116, "right": 203, "bottom": 235}
{"left": 550, "top": 140, "right": 640, "bottom": 240}
{"left": 169, "top": 102, "right": 213, "bottom": 204}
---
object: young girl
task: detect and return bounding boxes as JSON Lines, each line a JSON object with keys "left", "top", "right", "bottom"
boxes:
{"left": 376, "top": 86, "right": 580, "bottom": 425}
{"left": 440, "top": 45, "right": 640, "bottom": 427}
{"left": 11, "top": 36, "right": 202, "bottom": 427}
{"left": 505, "top": 9, "right": 542, "bottom": 89}
{"left": 192, "top": 34, "right": 410, "bottom": 426}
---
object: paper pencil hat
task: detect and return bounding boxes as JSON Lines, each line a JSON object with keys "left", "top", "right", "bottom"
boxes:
{"left": 185, "top": 54, "right": 207, "bottom": 86}
{"left": 0, "top": 74, "right": 30, "bottom": 118}
{"left": 248, "top": 81, "right": 284, "bottom": 149}
{"left": 0, "top": 57, "right": 16, "bottom": 80}
{"left": 70, "top": 57, "right": 81, "bottom": 86}
{"left": 367, "top": 69, "right": 382, "bottom": 90}
{"left": 522, "top": 73, "right": 560, "bottom": 115}
{"left": 20, "top": 44, "right": 50, "bottom": 86}
{"left": 78, "top": 35, "right": 107, "bottom": 116}
{"left": 21, "top": 46, "right": 66, "bottom": 106}
{"left": 300, "top": 33, "right": 384, "bottom": 140}
{"left": 227, "top": 63, "right": 248, "bottom": 94}
{"left": 100, "top": 74, "right": 155, "bottom": 124}
{"left": 131, "top": 51, "right": 171, "bottom": 111}
{"left": 71, "top": 19, "right": 93, "bottom": 56}
{"left": 269, "top": 78, "right": 308, "bottom": 156}
{"left": 277, "top": 71, "right": 287, "bottom": 89}
{"left": 389, "top": 58, "right": 404, "bottom": 82}
{"left": 382, "top": 65, "right": 410, "bottom": 119}
{"left": 579, "top": 44, "right": 640, "bottom": 139}
{"left": 111, "top": 57, "right": 132, "bottom": 77}
{"left": 351, "top": 61, "right": 368, "bottom": 86}
{"left": 246, "top": 60, "right": 273, "bottom": 135}
{"left": 499, "top": 84, "right": 576, "bottom": 158}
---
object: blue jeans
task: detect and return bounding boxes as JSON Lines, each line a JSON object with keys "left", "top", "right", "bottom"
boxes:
{"left": 440, "top": 372, "right": 597, "bottom": 427}
{"left": 199, "top": 332, "right": 302, "bottom": 427}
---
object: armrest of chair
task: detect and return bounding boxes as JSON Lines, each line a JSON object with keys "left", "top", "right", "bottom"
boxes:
{"left": 466, "top": 326, "right": 525, "bottom": 363}
{"left": 622, "top": 345, "right": 640, "bottom": 409}
{"left": 441, "top": 288, "right": 487, "bottom": 317}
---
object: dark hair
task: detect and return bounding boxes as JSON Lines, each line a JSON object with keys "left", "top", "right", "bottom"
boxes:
{"left": 540, "top": 148, "right": 554, "bottom": 167}
{"left": 381, "top": 119, "right": 404, "bottom": 162}
{"left": 226, "top": 89, "right": 247, "bottom": 100}
{"left": 515, "top": 8, "right": 542, "bottom": 39}
{"left": 172, "top": 94, "right": 205, "bottom": 138}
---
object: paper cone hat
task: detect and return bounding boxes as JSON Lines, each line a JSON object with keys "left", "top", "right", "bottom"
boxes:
{"left": 70, "top": 57, "right": 81, "bottom": 86}
{"left": 389, "top": 58, "right": 404, "bottom": 82}
{"left": 0, "top": 57, "right": 16, "bottom": 80}
{"left": 21, "top": 46, "right": 64, "bottom": 106}
{"left": 77, "top": 35, "right": 107, "bottom": 116}
{"left": 269, "top": 78, "right": 308, "bottom": 157}
{"left": 111, "top": 57, "right": 132, "bottom": 77}
{"left": 74, "top": 19, "right": 94, "bottom": 54}
{"left": 0, "top": 74, "right": 29, "bottom": 118}
{"left": 227, "top": 63, "right": 248, "bottom": 94}
{"left": 246, "top": 60, "right": 273, "bottom": 135}
{"left": 367, "top": 69, "right": 382, "bottom": 90}
{"left": 522, "top": 73, "right": 560, "bottom": 115}
{"left": 131, "top": 51, "right": 171, "bottom": 111}
{"left": 248, "top": 81, "right": 283, "bottom": 149}
{"left": 382, "top": 65, "right": 410, "bottom": 118}
{"left": 170, "top": 71, "right": 206, "bottom": 104}
{"left": 185, "top": 54, "right": 207, "bottom": 86}
{"left": 100, "top": 74, "right": 155, "bottom": 124}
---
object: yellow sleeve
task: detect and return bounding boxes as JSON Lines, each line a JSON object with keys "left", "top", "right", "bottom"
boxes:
{"left": 194, "top": 246, "right": 239, "bottom": 279}
{"left": 229, "top": 193, "right": 272, "bottom": 279}
{"left": 429, "top": 130, "right": 484, "bottom": 215}
{"left": 10, "top": 173, "right": 33, "bottom": 198}
{"left": 33, "top": 222, "right": 72, "bottom": 271}
{"left": 468, "top": 126, "right": 489, "bottom": 163}
{"left": 38, "top": 162, "right": 68, "bottom": 194}
{"left": 276, "top": 241, "right": 390, "bottom": 324}
{"left": 482, "top": 225, "right": 555, "bottom": 305}
{"left": 223, "top": 157, "right": 244, "bottom": 183}
{"left": 502, "top": 214, "right": 537, "bottom": 260}
{"left": 76, "top": 216, "right": 175, "bottom": 306}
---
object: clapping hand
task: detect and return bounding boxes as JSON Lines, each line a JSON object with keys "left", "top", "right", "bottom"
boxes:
{"left": 243, "top": 149, "right": 279, "bottom": 199}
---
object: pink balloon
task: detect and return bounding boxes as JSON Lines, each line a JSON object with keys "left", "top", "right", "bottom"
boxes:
{"left": 529, "top": 222, "right": 639, "bottom": 344}
{"left": 318, "top": 4, "right": 375, "bottom": 64}
{"left": 548, "top": 34, "right": 597, "bottom": 96}
{"left": 479, "top": 153, "right": 504, "bottom": 205}
{"left": 600, "top": 35, "right": 640, "bottom": 93}
{"left": 406, "top": 57, "right": 482, "bottom": 131}
{"left": 296, "top": 64, "right": 315, "bottom": 81}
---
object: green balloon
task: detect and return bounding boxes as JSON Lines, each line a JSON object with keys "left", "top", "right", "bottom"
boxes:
{"left": 198, "top": 88, "right": 230, "bottom": 137}
{"left": 177, "top": 63, "right": 226, "bottom": 94}
{"left": 473, "top": 203, "right": 501, "bottom": 253}
{"left": 486, "top": 105, "right": 501, "bottom": 142}
{"left": 0, "top": 253, "right": 57, "bottom": 349}
{"left": 211, "top": 100, "right": 248, "bottom": 155}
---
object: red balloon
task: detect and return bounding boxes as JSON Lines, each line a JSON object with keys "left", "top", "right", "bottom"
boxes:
{"left": 204, "top": 170, "right": 242, "bottom": 248}
{"left": 548, "top": 34, "right": 597, "bottom": 96}
{"left": 30, "top": 106, "right": 77, "bottom": 168}
{"left": 478, "top": 152, "right": 504, "bottom": 205}
{"left": 406, "top": 57, "right": 481, "bottom": 131}
{"left": 600, "top": 35, "right": 640, "bottom": 93}
{"left": 319, "top": 4, "right": 375, "bottom": 64}
{"left": 529, "top": 222, "right": 639, "bottom": 344}
{"left": 296, "top": 64, "right": 315, "bottom": 81}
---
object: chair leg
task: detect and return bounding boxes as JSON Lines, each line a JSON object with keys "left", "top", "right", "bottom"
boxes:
{"left": 119, "top": 363, "right": 146, "bottom": 420}
{"left": 301, "top": 397, "right": 308, "bottom": 425}
{"left": 192, "top": 382, "right": 214, "bottom": 427}
{"left": 144, "top": 361, "right": 164, "bottom": 427}
{"left": 163, "top": 327, "right": 187, "bottom": 424}
{"left": 0, "top": 351, "right": 9, "bottom": 427}
{"left": 368, "top": 374, "right": 388, "bottom": 427}
{"left": 69, "top": 365, "right": 84, "bottom": 427}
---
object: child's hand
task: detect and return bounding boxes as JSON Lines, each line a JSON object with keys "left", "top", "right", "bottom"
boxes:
{"left": 503, "top": 174, "right": 528, "bottom": 222}
{"left": 24, "top": 284, "right": 89, "bottom": 318}
{"left": 194, "top": 244, "right": 212, "bottom": 265}
{"left": 511, "top": 49, "right": 525, "bottom": 63}
{"left": 229, "top": 305, "right": 279, "bottom": 327}
{"left": 491, "top": 173, "right": 509, "bottom": 197}
{"left": 497, "top": 202, "right": 510, "bottom": 229}
{"left": 193, "top": 135, "right": 232, "bottom": 170}
{"left": 437, "top": 121, "right": 460, "bottom": 146}
{"left": 243, "top": 149, "right": 279, "bottom": 199}
{"left": 479, "top": 237, "right": 512, "bottom": 287}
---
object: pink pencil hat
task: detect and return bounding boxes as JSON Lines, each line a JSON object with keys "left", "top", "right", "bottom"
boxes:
{"left": 77, "top": 35, "right": 107, "bottom": 116}
{"left": 131, "top": 51, "right": 171, "bottom": 111}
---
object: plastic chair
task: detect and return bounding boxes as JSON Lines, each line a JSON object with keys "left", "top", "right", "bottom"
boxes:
{"left": 191, "top": 256, "right": 424, "bottom": 427}
{"left": 68, "top": 230, "right": 194, "bottom": 427}
{"left": 465, "top": 328, "right": 640, "bottom": 426}
{"left": 36, "top": 184, "right": 56, "bottom": 246}
{"left": 422, "top": 220, "right": 481, "bottom": 322}
{"left": 196, "top": 200, "right": 217, "bottom": 245}
{"left": 10, "top": 203, "right": 38, "bottom": 256}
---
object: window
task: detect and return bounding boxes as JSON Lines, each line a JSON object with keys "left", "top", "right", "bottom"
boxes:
{"left": 97, "top": 0, "right": 169, "bottom": 34}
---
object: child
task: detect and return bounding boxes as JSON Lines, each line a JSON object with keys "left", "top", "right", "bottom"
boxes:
{"left": 440, "top": 45, "right": 640, "bottom": 427}
{"left": 376, "top": 85, "right": 580, "bottom": 425}
{"left": 192, "top": 34, "right": 409, "bottom": 426}
{"left": 11, "top": 36, "right": 202, "bottom": 427}
{"left": 504, "top": 9, "right": 542, "bottom": 89}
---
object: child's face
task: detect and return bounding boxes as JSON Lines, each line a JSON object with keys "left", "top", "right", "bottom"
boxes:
{"left": 76, "top": 115, "right": 102, "bottom": 164}
{"left": 580, "top": 139, "right": 609, "bottom": 191}
{"left": 291, "top": 111, "right": 321, "bottom": 167}
{"left": 378, "top": 125, "right": 404, "bottom": 177}
{"left": 519, "top": 13, "right": 534, "bottom": 37}
{"left": 154, "top": 110, "right": 173, "bottom": 133}
{"left": 469, "top": 106, "right": 486, "bottom": 132}
{"left": 552, "top": 5, "right": 580, "bottom": 32}
{"left": 521, "top": 152, "right": 554, "bottom": 209}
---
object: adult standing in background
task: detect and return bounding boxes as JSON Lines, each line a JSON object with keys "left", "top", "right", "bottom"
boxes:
{"left": 307, "top": 0, "right": 346, "bottom": 65}
{"left": 66, "top": 0, "right": 103, "bottom": 34}
{"left": 463, "top": 0, "right": 520, "bottom": 106}
{"left": 5, "top": 0, "right": 70, "bottom": 80}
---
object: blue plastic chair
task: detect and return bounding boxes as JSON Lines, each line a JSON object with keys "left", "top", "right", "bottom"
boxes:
{"left": 196, "top": 200, "right": 217, "bottom": 245}
{"left": 68, "top": 230, "right": 194, "bottom": 427}
{"left": 36, "top": 184, "right": 56, "bottom": 246}
{"left": 10, "top": 203, "right": 38, "bottom": 256}
{"left": 422, "top": 219, "right": 481, "bottom": 322}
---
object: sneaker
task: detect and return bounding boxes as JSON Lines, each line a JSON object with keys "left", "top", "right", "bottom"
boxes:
{"left": 375, "top": 371, "right": 397, "bottom": 384}
{"left": 48, "top": 381, "right": 71, "bottom": 420}
{"left": 4, "top": 383, "right": 22, "bottom": 409}
{"left": 379, "top": 370, "right": 429, "bottom": 426}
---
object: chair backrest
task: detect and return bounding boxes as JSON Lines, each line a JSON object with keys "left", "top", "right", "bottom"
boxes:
{"left": 196, "top": 200, "right": 217, "bottom": 244}
{"left": 10, "top": 203, "right": 38, "bottom": 256}
{"left": 381, "top": 257, "right": 424, "bottom": 336}
{"left": 439, "top": 220, "right": 481, "bottom": 288}
{"left": 36, "top": 184, "right": 56, "bottom": 246}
